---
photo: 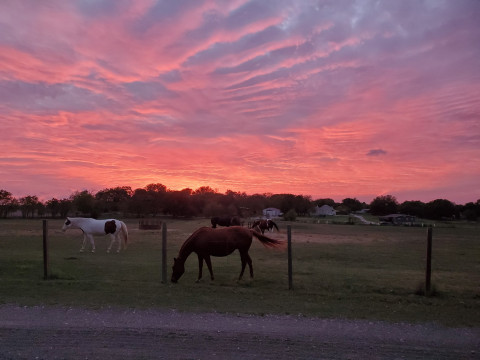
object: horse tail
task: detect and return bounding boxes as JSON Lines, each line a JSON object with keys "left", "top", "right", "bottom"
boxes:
{"left": 121, "top": 221, "right": 128, "bottom": 249}
{"left": 251, "top": 230, "right": 284, "bottom": 248}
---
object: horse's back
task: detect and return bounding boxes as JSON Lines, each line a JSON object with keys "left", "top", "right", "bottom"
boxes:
{"left": 84, "top": 218, "right": 123, "bottom": 235}
{"left": 192, "top": 226, "right": 252, "bottom": 255}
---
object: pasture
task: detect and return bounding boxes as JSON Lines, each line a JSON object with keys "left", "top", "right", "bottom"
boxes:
{"left": 0, "top": 217, "right": 478, "bottom": 326}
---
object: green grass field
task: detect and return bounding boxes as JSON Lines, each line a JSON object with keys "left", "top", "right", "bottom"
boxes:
{"left": 0, "top": 217, "right": 478, "bottom": 326}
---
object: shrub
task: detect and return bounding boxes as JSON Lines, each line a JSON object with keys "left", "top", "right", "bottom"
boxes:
{"left": 283, "top": 209, "right": 297, "bottom": 221}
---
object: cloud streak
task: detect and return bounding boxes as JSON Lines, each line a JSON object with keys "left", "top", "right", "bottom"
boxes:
{"left": 1, "top": 0, "right": 479, "bottom": 203}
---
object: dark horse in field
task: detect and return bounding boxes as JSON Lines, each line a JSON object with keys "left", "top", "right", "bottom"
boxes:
{"left": 171, "top": 226, "right": 283, "bottom": 283}
{"left": 211, "top": 216, "right": 241, "bottom": 228}
{"left": 251, "top": 219, "right": 279, "bottom": 234}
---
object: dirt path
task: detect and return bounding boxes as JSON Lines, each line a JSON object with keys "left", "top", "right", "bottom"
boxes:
{"left": 0, "top": 304, "right": 478, "bottom": 359}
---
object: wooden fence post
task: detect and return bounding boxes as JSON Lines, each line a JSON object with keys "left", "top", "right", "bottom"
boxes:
{"left": 42, "top": 219, "right": 49, "bottom": 280}
{"left": 425, "top": 226, "right": 433, "bottom": 295}
{"left": 287, "top": 225, "right": 293, "bottom": 290}
{"left": 162, "top": 222, "right": 167, "bottom": 283}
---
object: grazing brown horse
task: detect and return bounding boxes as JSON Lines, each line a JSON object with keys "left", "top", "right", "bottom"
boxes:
{"left": 251, "top": 219, "right": 279, "bottom": 234}
{"left": 211, "top": 216, "right": 241, "bottom": 228}
{"left": 171, "top": 226, "right": 283, "bottom": 283}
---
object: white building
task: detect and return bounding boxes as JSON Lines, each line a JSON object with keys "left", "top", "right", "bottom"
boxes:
{"left": 311, "top": 205, "right": 336, "bottom": 216}
{"left": 262, "top": 207, "right": 283, "bottom": 218}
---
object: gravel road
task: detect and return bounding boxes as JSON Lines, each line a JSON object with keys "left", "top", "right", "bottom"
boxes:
{"left": 0, "top": 304, "right": 478, "bottom": 359}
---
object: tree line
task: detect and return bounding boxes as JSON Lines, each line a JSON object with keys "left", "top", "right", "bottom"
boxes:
{"left": 0, "top": 186, "right": 479, "bottom": 221}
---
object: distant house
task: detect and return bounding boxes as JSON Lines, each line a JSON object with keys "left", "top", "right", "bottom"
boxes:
{"left": 262, "top": 207, "right": 283, "bottom": 218}
{"left": 379, "top": 214, "right": 416, "bottom": 226}
{"left": 311, "top": 205, "right": 336, "bottom": 216}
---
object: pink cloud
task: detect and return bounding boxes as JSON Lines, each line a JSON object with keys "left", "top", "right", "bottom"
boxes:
{"left": 1, "top": 0, "right": 479, "bottom": 204}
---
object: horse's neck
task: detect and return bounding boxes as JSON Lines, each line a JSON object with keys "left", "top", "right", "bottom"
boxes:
{"left": 69, "top": 218, "right": 91, "bottom": 230}
{"left": 178, "top": 241, "right": 194, "bottom": 262}
{"left": 178, "top": 234, "right": 199, "bottom": 262}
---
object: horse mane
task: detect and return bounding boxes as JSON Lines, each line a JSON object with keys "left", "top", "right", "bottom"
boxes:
{"left": 67, "top": 217, "right": 82, "bottom": 223}
{"left": 65, "top": 217, "right": 88, "bottom": 228}
{"left": 178, "top": 227, "right": 210, "bottom": 257}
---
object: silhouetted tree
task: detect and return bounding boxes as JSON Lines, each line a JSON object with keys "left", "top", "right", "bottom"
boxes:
{"left": 268, "top": 193, "right": 313, "bottom": 215}
{"left": 164, "top": 188, "right": 194, "bottom": 217}
{"left": 145, "top": 183, "right": 167, "bottom": 193}
{"left": 37, "top": 202, "right": 46, "bottom": 217}
{"left": 314, "top": 198, "right": 336, "bottom": 207}
{"left": 46, "top": 198, "right": 60, "bottom": 218}
{"left": 369, "top": 195, "right": 398, "bottom": 215}
{"left": 0, "top": 189, "right": 18, "bottom": 218}
{"left": 399, "top": 200, "right": 426, "bottom": 218}
{"left": 283, "top": 209, "right": 297, "bottom": 221}
{"left": 19, "top": 195, "right": 40, "bottom": 218}
{"left": 145, "top": 183, "right": 167, "bottom": 216}
{"left": 71, "top": 190, "right": 95, "bottom": 217}
{"left": 191, "top": 186, "right": 221, "bottom": 216}
{"left": 95, "top": 186, "right": 132, "bottom": 213}
{"left": 128, "top": 188, "right": 149, "bottom": 217}
{"left": 59, "top": 199, "right": 72, "bottom": 218}
{"left": 461, "top": 201, "right": 480, "bottom": 221}
{"left": 341, "top": 198, "right": 363, "bottom": 213}
{"left": 202, "top": 201, "right": 224, "bottom": 217}
{"left": 244, "top": 194, "right": 268, "bottom": 216}
{"left": 4, "top": 184, "right": 478, "bottom": 221}
{"left": 424, "top": 199, "right": 455, "bottom": 220}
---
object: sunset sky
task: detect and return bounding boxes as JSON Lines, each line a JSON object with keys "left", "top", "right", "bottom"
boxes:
{"left": 1, "top": 0, "right": 479, "bottom": 204}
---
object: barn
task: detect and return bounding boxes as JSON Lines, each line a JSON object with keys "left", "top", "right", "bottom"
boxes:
{"left": 311, "top": 205, "right": 337, "bottom": 216}
{"left": 262, "top": 207, "right": 283, "bottom": 218}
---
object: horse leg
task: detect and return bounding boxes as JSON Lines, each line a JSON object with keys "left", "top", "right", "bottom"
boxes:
{"left": 116, "top": 233, "right": 122, "bottom": 253}
{"left": 88, "top": 234, "right": 95, "bottom": 253}
{"left": 238, "top": 251, "right": 253, "bottom": 281}
{"left": 196, "top": 254, "right": 204, "bottom": 282}
{"left": 107, "top": 234, "right": 115, "bottom": 253}
{"left": 238, "top": 251, "right": 247, "bottom": 280}
{"left": 80, "top": 234, "right": 87, "bottom": 252}
{"left": 204, "top": 255, "right": 214, "bottom": 281}
{"left": 246, "top": 253, "right": 253, "bottom": 278}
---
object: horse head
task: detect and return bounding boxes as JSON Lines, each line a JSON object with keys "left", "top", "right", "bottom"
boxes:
{"left": 62, "top": 217, "right": 72, "bottom": 232}
{"left": 171, "top": 257, "right": 185, "bottom": 283}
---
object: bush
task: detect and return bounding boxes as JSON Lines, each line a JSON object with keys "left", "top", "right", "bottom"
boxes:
{"left": 283, "top": 209, "right": 297, "bottom": 221}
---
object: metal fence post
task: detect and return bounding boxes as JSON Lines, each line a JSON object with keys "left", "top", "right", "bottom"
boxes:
{"left": 162, "top": 222, "right": 167, "bottom": 283}
{"left": 43, "top": 219, "right": 49, "bottom": 280}
{"left": 425, "top": 226, "right": 433, "bottom": 295}
{"left": 287, "top": 225, "right": 293, "bottom": 290}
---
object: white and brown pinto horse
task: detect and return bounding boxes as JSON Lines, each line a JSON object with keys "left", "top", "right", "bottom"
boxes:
{"left": 251, "top": 219, "right": 279, "bottom": 234}
{"left": 62, "top": 217, "right": 128, "bottom": 253}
